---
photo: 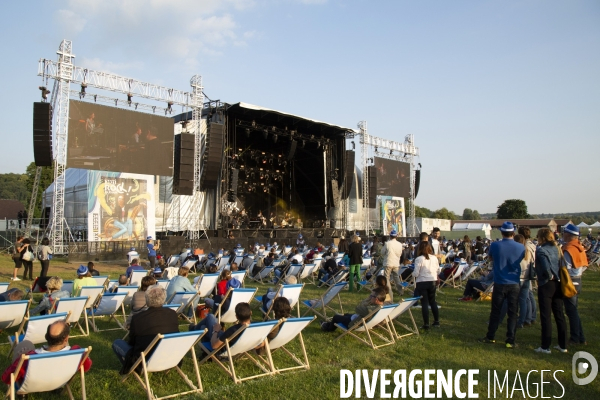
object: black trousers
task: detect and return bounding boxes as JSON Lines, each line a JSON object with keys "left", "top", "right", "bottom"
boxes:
{"left": 486, "top": 283, "right": 519, "bottom": 344}
{"left": 538, "top": 280, "right": 567, "bottom": 350}
{"left": 39, "top": 260, "right": 50, "bottom": 277}
{"left": 415, "top": 281, "right": 439, "bottom": 326}
{"left": 148, "top": 256, "right": 157, "bottom": 269}
{"left": 22, "top": 260, "right": 33, "bottom": 280}
{"left": 463, "top": 279, "right": 486, "bottom": 297}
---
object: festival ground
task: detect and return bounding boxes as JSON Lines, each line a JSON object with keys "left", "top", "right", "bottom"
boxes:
{"left": 0, "top": 255, "right": 598, "bottom": 399}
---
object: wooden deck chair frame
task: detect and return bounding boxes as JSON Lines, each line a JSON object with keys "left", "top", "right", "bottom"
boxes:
{"left": 475, "top": 282, "right": 494, "bottom": 302}
{"left": 198, "top": 321, "right": 278, "bottom": 384}
{"left": 129, "top": 270, "right": 149, "bottom": 287}
{"left": 78, "top": 286, "right": 105, "bottom": 310}
{"left": 249, "top": 265, "right": 275, "bottom": 284}
{"left": 387, "top": 297, "right": 421, "bottom": 340}
{"left": 91, "top": 276, "right": 110, "bottom": 288}
{"left": 230, "top": 270, "right": 248, "bottom": 288}
{"left": 334, "top": 304, "right": 398, "bottom": 350}
{"left": 0, "top": 300, "right": 31, "bottom": 341}
{"left": 257, "top": 316, "right": 316, "bottom": 374}
{"left": 459, "top": 264, "right": 480, "bottom": 289}
{"left": 88, "top": 292, "right": 128, "bottom": 332}
{"left": 52, "top": 296, "right": 90, "bottom": 337}
{"left": 357, "top": 265, "right": 385, "bottom": 293}
{"left": 275, "top": 264, "right": 302, "bottom": 285}
{"left": 258, "top": 284, "right": 304, "bottom": 320}
{"left": 7, "top": 347, "right": 91, "bottom": 400}
{"left": 298, "top": 263, "right": 319, "bottom": 285}
{"left": 194, "top": 273, "right": 219, "bottom": 298}
{"left": 301, "top": 281, "right": 346, "bottom": 320}
{"left": 438, "top": 264, "right": 466, "bottom": 292}
{"left": 8, "top": 312, "right": 71, "bottom": 358}
{"left": 121, "top": 330, "right": 206, "bottom": 400}
{"left": 155, "top": 280, "right": 170, "bottom": 291}
{"left": 165, "top": 292, "right": 199, "bottom": 324}
{"left": 215, "top": 288, "right": 258, "bottom": 324}
{"left": 322, "top": 270, "right": 348, "bottom": 288}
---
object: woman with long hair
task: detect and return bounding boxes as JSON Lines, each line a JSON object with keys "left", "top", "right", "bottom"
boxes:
{"left": 534, "top": 228, "right": 567, "bottom": 354}
{"left": 11, "top": 236, "right": 24, "bottom": 281}
{"left": 20, "top": 238, "right": 34, "bottom": 281}
{"left": 413, "top": 241, "right": 440, "bottom": 329}
{"left": 38, "top": 237, "right": 53, "bottom": 277}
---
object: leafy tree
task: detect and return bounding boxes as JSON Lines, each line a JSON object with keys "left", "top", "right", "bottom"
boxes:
{"left": 462, "top": 208, "right": 473, "bottom": 220}
{"left": 472, "top": 209, "right": 481, "bottom": 220}
{"left": 432, "top": 207, "right": 458, "bottom": 220}
{"left": 497, "top": 199, "right": 529, "bottom": 220}
{"left": 0, "top": 173, "right": 28, "bottom": 203}
{"left": 25, "top": 162, "right": 55, "bottom": 218}
{"left": 415, "top": 206, "right": 432, "bottom": 218}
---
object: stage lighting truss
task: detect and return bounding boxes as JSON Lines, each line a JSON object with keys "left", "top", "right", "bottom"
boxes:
{"left": 69, "top": 90, "right": 172, "bottom": 114}
{"left": 237, "top": 120, "right": 330, "bottom": 148}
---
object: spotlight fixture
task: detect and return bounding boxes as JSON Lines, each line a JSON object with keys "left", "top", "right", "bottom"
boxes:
{"left": 390, "top": 149, "right": 393, "bottom": 155}
{"left": 272, "top": 126, "right": 277, "bottom": 132}
{"left": 301, "top": 140, "right": 306, "bottom": 148}
{"left": 80, "top": 83, "right": 87, "bottom": 97}
{"left": 127, "top": 93, "right": 133, "bottom": 105}
{"left": 245, "top": 128, "right": 250, "bottom": 138}
{"left": 351, "top": 141, "right": 355, "bottom": 150}
{"left": 317, "top": 141, "right": 321, "bottom": 149}
{"left": 94, "top": 94, "right": 97, "bottom": 103}
{"left": 38, "top": 86, "right": 50, "bottom": 100}
{"left": 167, "top": 101, "right": 173, "bottom": 114}
{"left": 252, "top": 120, "right": 256, "bottom": 127}
{"left": 375, "top": 146, "right": 378, "bottom": 152}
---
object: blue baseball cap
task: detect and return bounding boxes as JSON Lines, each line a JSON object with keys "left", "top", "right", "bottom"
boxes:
{"left": 390, "top": 230, "right": 398, "bottom": 237}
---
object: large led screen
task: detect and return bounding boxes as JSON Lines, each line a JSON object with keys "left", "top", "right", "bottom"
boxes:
{"left": 67, "top": 100, "right": 174, "bottom": 176}
{"left": 374, "top": 157, "right": 410, "bottom": 198}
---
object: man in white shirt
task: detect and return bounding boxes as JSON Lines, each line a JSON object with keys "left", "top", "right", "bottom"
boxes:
{"left": 127, "top": 247, "right": 139, "bottom": 264}
{"left": 381, "top": 230, "right": 404, "bottom": 302}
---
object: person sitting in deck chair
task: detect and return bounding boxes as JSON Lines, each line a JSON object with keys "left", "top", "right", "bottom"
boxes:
{"left": 31, "top": 276, "right": 70, "bottom": 315}
{"left": 0, "top": 288, "right": 24, "bottom": 303}
{"left": 374, "top": 275, "right": 393, "bottom": 304}
{"left": 125, "top": 258, "right": 145, "bottom": 280}
{"left": 255, "top": 297, "right": 292, "bottom": 355}
{"left": 260, "top": 276, "right": 297, "bottom": 312}
{"left": 205, "top": 270, "right": 241, "bottom": 313}
{"left": 2, "top": 321, "right": 93, "bottom": 386}
{"left": 125, "top": 276, "right": 157, "bottom": 328}
{"left": 320, "top": 287, "right": 386, "bottom": 332}
{"left": 109, "top": 274, "right": 129, "bottom": 293}
{"left": 318, "top": 261, "right": 345, "bottom": 287}
{"left": 459, "top": 270, "right": 494, "bottom": 301}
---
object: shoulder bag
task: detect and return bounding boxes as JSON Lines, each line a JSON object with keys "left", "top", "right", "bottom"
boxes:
{"left": 558, "top": 247, "right": 577, "bottom": 298}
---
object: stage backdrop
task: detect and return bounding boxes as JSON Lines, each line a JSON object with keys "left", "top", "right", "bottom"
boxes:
{"left": 87, "top": 171, "right": 155, "bottom": 242}
{"left": 380, "top": 196, "right": 406, "bottom": 237}
{"left": 374, "top": 157, "right": 410, "bottom": 198}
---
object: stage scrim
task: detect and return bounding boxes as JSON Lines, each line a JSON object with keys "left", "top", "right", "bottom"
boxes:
{"left": 87, "top": 171, "right": 155, "bottom": 242}
{"left": 380, "top": 196, "right": 406, "bottom": 236}
{"left": 374, "top": 157, "right": 410, "bottom": 198}
{"left": 67, "top": 100, "right": 174, "bottom": 176}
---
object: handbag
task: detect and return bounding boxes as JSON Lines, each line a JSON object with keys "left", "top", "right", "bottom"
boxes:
{"left": 22, "top": 250, "right": 35, "bottom": 262}
{"left": 558, "top": 247, "right": 577, "bottom": 298}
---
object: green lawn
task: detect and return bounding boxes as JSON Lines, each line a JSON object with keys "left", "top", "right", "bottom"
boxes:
{"left": 0, "top": 255, "right": 598, "bottom": 399}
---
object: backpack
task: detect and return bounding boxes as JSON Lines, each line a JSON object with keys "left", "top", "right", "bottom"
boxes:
{"left": 37, "top": 247, "right": 45, "bottom": 261}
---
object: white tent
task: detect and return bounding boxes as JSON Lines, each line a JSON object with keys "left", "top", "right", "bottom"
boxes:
{"left": 452, "top": 222, "right": 492, "bottom": 239}
{"left": 590, "top": 221, "right": 600, "bottom": 228}
{"left": 577, "top": 222, "right": 590, "bottom": 228}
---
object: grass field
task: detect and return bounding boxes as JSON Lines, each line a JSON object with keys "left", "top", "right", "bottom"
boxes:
{"left": 0, "top": 255, "right": 598, "bottom": 399}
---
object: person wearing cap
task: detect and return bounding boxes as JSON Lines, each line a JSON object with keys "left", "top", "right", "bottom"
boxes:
{"left": 347, "top": 235, "right": 363, "bottom": 292}
{"left": 296, "top": 234, "right": 305, "bottom": 252}
{"left": 72, "top": 265, "right": 98, "bottom": 296}
{"left": 381, "top": 230, "right": 404, "bottom": 301}
{"left": 127, "top": 247, "right": 139, "bottom": 264}
{"left": 479, "top": 221, "right": 525, "bottom": 348}
{"left": 125, "top": 258, "right": 145, "bottom": 279}
{"left": 152, "top": 267, "right": 163, "bottom": 279}
{"left": 146, "top": 236, "right": 160, "bottom": 270}
{"left": 240, "top": 250, "right": 255, "bottom": 271}
{"left": 561, "top": 223, "right": 587, "bottom": 346}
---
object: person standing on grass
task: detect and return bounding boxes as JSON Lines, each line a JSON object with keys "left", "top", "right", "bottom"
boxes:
{"left": 518, "top": 227, "right": 537, "bottom": 327}
{"left": 381, "top": 230, "right": 404, "bottom": 301}
{"left": 413, "top": 241, "right": 440, "bottom": 329}
{"left": 37, "top": 237, "right": 53, "bottom": 278}
{"left": 20, "top": 238, "right": 34, "bottom": 281}
{"left": 347, "top": 234, "right": 363, "bottom": 292}
{"left": 479, "top": 221, "right": 524, "bottom": 349}
{"left": 561, "top": 223, "right": 587, "bottom": 346}
{"left": 533, "top": 228, "right": 567, "bottom": 354}
{"left": 11, "top": 236, "right": 24, "bottom": 281}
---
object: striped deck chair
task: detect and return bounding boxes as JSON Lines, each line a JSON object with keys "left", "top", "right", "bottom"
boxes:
{"left": 276, "top": 264, "right": 302, "bottom": 284}
{"left": 217, "top": 256, "right": 230, "bottom": 272}
{"left": 438, "top": 264, "right": 466, "bottom": 292}
{"left": 91, "top": 276, "right": 109, "bottom": 288}
{"left": 298, "top": 263, "right": 319, "bottom": 284}
{"left": 302, "top": 281, "right": 347, "bottom": 320}
{"left": 79, "top": 286, "right": 105, "bottom": 310}
{"left": 61, "top": 281, "right": 74, "bottom": 296}
{"left": 0, "top": 300, "right": 31, "bottom": 337}
{"left": 334, "top": 304, "right": 398, "bottom": 350}
{"left": 52, "top": 296, "right": 90, "bottom": 336}
{"left": 166, "top": 254, "right": 180, "bottom": 267}
{"left": 312, "top": 258, "right": 323, "bottom": 269}
{"left": 250, "top": 265, "right": 275, "bottom": 284}
{"left": 195, "top": 273, "right": 219, "bottom": 298}
{"left": 475, "top": 282, "right": 494, "bottom": 301}
{"left": 231, "top": 271, "right": 248, "bottom": 288}
{"left": 165, "top": 292, "right": 199, "bottom": 324}
{"left": 216, "top": 288, "right": 257, "bottom": 324}
{"left": 155, "top": 280, "right": 170, "bottom": 291}
{"left": 87, "top": 292, "right": 127, "bottom": 332}
{"left": 121, "top": 330, "right": 206, "bottom": 400}
{"left": 6, "top": 347, "right": 92, "bottom": 400}
{"left": 259, "top": 316, "right": 316, "bottom": 374}
{"left": 256, "top": 284, "right": 305, "bottom": 320}
{"left": 183, "top": 259, "right": 199, "bottom": 273}
{"left": 129, "top": 270, "right": 148, "bottom": 287}
{"left": 8, "top": 313, "right": 70, "bottom": 358}
{"left": 198, "top": 321, "right": 278, "bottom": 383}
{"left": 116, "top": 285, "right": 139, "bottom": 309}
{"left": 0, "top": 282, "right": 9, "bottom": 294}
{"left": 357, "top": 265, "right": 385, "bottom": 293}
{"left": 322, "top": 270, "right": 348, "bottom": 288}
{"left": 387, "top": 297, "right": 421, "bottom": 340}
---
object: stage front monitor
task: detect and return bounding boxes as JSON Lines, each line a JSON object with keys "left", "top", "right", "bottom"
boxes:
{"left": 373, "top": 157, "right": 410, "bottom": 198}
{"left": 67, "top": 100, "right": 174, "bottom": 176}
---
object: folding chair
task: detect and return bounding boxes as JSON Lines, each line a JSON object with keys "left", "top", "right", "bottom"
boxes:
{"left": 439, "top": 264, "right": 466, "bottom": 292}
{"left": 88, "top": 292, "right": 128, "bottom": 332}
{"left": 52, "top": 296, "right": 90, "bottom": 337}
{"left": 334, "top": 304, "right": 398, "bottom": 350}
{"left": 322, "top": 270, "right": 348, "bottom": 288}
{"left": 7, "top": 347, "right": 92, "bottom": 400}
{"left": 166, "top": 254, "right": 180, "bottom": 267}
{"left": 460, "top": 264, "right": 480, "bottom": 286}
{"left": 194, "top": 273, "right": 219, "bottom": 298}
{"left": 165, "top": 292, "right": 199, "bottom": 324}
{"left": 129, "top": 270, "right": 148, "bottom": 287}
{"left": 260, "top": 317, "right": 316, "bottom": 374}
{"left": 0, "top": 282, "right": 9, "bottom": 294}
{"left": 249, "top": 265, "right": 275, "bottom": 284}
{"left": 276, "top": 264, "right": 302, "bottom": 284}
{"left": 231, "top": 271, "right": 248, "bottom": 288}
{"left": 183, "top": 259, "right": 199, "bottom": 273}
{"left": 79, "top": 286, "right": 104, "bottom": 310}
{"left": 107, "top": 280, "right": 119, "bottom": 292}
{"left": 91, "top": 276, "right": 109, "bottom": 288}
{"left": 29, "top": 277, "right": 50, "bottom": 296}
{"left": 156, "top": 280, "right": 170, "bottom": 291}
{"left": 475, "top": 283, "right": 494, "bottom": 301}
{"left": 312, "top": 258, "right": 323, "bottom": 269}
{"left": 121, "top": 330, "right": 206, "bottom": 400}
{"left": 256, "top": 284, "right": 305, "bottom": 320}
{"left": 198, "top": 321, "right": 278, "bottom": 383}
{"left": 217, "top": 256, "right": 230, "bottom": 271}
{"left": 216, "top": 288, "right": 258, "bottom": 324}
{"left": 0, "top": 300, "right": 31, "bottom": 335}
{"left": 387, "top": 297, "right": 421, "bottom": 340}
{"left": 116, "top": 285, "right": 139, "bottom": 308}
{"left": 357, "top": 265, "right": 385, "bottom": 293}
{"left": 8, "top": 313, "right": 70, "bottom": 358}
{"left": 298, "top": 263, "right": 319, "bottom": 284}
{"left": 302, "top": 281, "right": 347, "bottom": 320}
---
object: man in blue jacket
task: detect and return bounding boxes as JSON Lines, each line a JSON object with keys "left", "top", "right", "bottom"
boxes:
{"left": 479, "top": 221, "right": 525, "bottom": 348}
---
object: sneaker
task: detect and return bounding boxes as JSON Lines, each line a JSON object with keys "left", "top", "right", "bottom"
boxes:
{"left": 478, "top": 337, "right": 495, "bottom": 344}
{"left": 506, "top": 343, "right": 514, "bottom": 349}
{"left": 420, "top": 325, "right": 430, "bottom": 330}
{"left": 432, "top": 321, "right": 440, "bottom": 328}
{"left": 458, "top": 296, "right": 472, "bottom": 302}
{"left": 553, "top": 346, "right": 568, "bottom": 353}
{"left": 534, "top": 347, "right": 551, "bottom": 354}
{"left": 12, "top": 277, "right": 21, "bottom": 281}
{"left": 517, "top": 324, "right": 524, "bottom": 329}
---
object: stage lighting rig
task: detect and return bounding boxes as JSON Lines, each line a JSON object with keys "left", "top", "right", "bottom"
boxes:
{"left": 39, "top": 86, "right": 50, "bottom": 100}
{"left": 390, "top": 149, "right": 393, "bottom": 155}
{"left": 351, "top": 141, "right": 355, "bottom": 150}
{"left": 127, "top": 93, "right": 133, "bottom": 105}
{"left": 273, "top": 133, "right": 278, "bottom": 143}
{"left": 301, "top": 140, "right": 306, "bottom": 148}
{"left": 79, "top": 83, "right": 87, "bottom": 98}
{"left": 166, "top": 101, "right": 173, "bottom": 115}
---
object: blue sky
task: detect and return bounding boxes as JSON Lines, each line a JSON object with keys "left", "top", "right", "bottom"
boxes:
{"left": 1, "top": 0, "right": 598, "bottom": 215}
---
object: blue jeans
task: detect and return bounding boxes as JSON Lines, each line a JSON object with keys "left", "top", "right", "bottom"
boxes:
{"left": 189, "top": 313, "right": 218, "bottom": 338}
{"left": 563, "top": 278, "right": 585, "bottom": 343}
{"left": 486, "top": 283, "right": 520, "bottom": 345}
{"left": 526, "top": 289, "right": 537, "bottom": 324}
{"left": 112, "top": 339, "right": 132, "bottom": 366}
{"left": 498, "top": 280, "right": 530, "bottom": 326}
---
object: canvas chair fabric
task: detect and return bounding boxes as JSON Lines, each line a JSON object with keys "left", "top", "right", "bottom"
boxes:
{"left": 263, "top": 316, "right": 315, "bottom": 373}
{"left": 8, "top": 312, "right": 71, "bottom": 358}
{"left": 53, "top": 296, "right": 90, "bottom": 336}
{"left": 302, "top": 281, "right": 347, "bottom": 320}
{"left": 129, "top": 270, "right": 148, "bottom": 287}
{"left": 195, "top": 273, "right": 219, "bottom": 298}
{"left": 88, "top": 292, "right": 127, "bottom": 332}
{"left": 387, "top": 297, "right": 421, "bottom": 339}
{"left": 334, "top": 304, "right": 398, "bottom": 350}
{"left": 0, "top": 300, "right": 30, "bottom": 332}
{"left": 216, "top": 288, "right": 257, "bottom": 324}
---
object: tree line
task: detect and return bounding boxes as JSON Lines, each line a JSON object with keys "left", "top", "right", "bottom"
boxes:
{"left": 0, "top": 163, "right": 54, "bottom": 218}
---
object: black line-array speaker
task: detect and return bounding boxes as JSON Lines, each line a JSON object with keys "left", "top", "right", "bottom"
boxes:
{"left": 227, "top": 168, "right": 239, "bottom": 202}
{"left": 33, "top": 102, "right": 53, "bottom": 167}
{"left": 172, "top": 133, "right": 195, "bottom": 195}
{"left": 367, "top": 165, "right": 377, "bottom": 208}
{"left": 341, "top": 150, "right": 355, "bottom": 199}
{"left": 200, "top": 122, "right": 225, "bottom": 190}
{"left": 287, "top": 140, "right": 297, "bottom": 160}
{"left": 330, "top": 179, "right": 340, "bottom": 208}
{"left": 415, "top": 169, "right": 421, "bottom": 199}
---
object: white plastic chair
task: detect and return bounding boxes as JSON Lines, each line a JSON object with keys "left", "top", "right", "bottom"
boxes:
{"left": 88, "top": 292, "right": 127, "bottom": 332}
{"left": 216, "top": 288, "right": 257, "bottom": 324}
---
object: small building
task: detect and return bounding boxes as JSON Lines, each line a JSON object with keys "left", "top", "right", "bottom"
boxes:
{"left": 416, "top": 218, "right": 451, "bottom": 234}
{"left": 452, "top": 222, "right": 492, "bottom": 239}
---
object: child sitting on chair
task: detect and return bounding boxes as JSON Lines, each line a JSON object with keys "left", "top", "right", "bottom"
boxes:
{"left": 374, "top": 275, "right": 393, "bottom": 304}
{"left": 320, "top": 287, "right": 386, "bottom": 332}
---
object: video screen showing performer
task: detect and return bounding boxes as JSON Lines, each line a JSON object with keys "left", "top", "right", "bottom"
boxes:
{"left": 374, "top": 157, "right": 410, "bottom": 198}
{"left": 67, "top": 100, "right": 173, "bottom": 176}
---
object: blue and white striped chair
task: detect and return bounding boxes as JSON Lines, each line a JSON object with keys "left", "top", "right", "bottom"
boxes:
{"left": 88, "top": 292, "right": 127, "bottom": 332}
{"left": 334, "top": 304, "right": 398, "bottom": 350}
{"left": 263, "top": 317, "right": 315, "bottom": 374}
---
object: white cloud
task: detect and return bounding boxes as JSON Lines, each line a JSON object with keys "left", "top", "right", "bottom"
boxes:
{"left": 54, "top": 9, "right": 87, "bottom": 37}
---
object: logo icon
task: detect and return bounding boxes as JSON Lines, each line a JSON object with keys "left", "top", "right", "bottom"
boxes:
{"left": 572, "top": 351, "right": 598, "bottom": 386}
